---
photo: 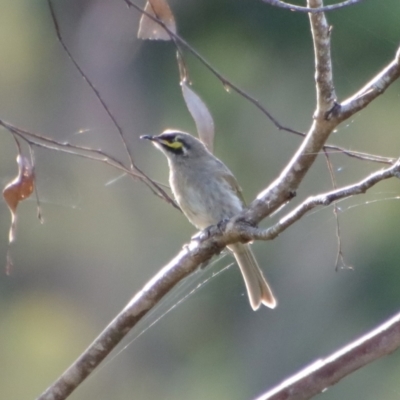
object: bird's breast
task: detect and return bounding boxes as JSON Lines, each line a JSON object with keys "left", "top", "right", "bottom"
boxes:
{"left": 170, "top": 169, "right": 243, "bottom": 230}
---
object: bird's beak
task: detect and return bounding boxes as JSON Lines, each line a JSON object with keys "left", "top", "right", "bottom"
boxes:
{"left": 140, "top": 135, "right": 155, "bottom": 141}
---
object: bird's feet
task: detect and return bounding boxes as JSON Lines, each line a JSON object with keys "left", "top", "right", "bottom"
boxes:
{"left": 191, "top": 218, "right": 230, "bottom": 242}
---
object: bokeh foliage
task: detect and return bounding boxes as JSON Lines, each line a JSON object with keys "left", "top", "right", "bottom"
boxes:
{"left": 1, "top": 1, "right": 400, "bottom": 399}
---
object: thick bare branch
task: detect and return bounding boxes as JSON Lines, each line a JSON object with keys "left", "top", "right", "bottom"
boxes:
{"left": 36, "top": 240, "right": 225, "bottom": 400}
{"left": 242, "top": 6, "right": 400, "bottom": 227}
{"left": 309, "top": 0, "right": 336, "bottom": 113}
{"left": 255, "top": 311, "right": 400, "bottom": 400}
{"left": 246, "top": 0, "right": 337, "bottom": 224}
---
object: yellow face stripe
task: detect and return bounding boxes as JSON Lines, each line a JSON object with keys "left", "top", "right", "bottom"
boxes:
{"left": 160, "top": 139, "right": 183, "bottom": 149}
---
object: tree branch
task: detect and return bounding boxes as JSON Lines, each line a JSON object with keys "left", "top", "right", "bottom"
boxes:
{"left": 244, "top": 6, "right": 400, "bottom": 226}
{"left": 231, "top": 157, "right": 400, "bottom": 242}
{"left": 36, "top": 151, "right": 400, "bottom": 400}
{"left": 259, "top": 0, "right": 365, "bottom": 13}
{"left": 124, "top": 0, "right": 397, "bottom": 166}
{"left": 246, "top": 0, "right": 337, "bottom": 224}
{"left": 123, "top": 0, "right": 303, "bottom": 137}
{"left": 36, "top": 236, "right": 228, "bottom": 400}
{"left": 255, "top": 311, "right": 400, "bottom": 400}
{"left": 339, "top": 46, "right": 400, "bottom": 120}
{"left": 48, "top": 0, "right": 134, "bottom": 170}
{"left": 0, "top": 119, "right": 178, "bottom": 209}
{"left": 34, "top": 2, "right": 400, "bottom": 399}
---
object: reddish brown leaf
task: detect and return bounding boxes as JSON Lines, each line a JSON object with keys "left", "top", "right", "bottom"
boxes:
{"left": 3, "top": 155, "right": 34, "bottom": 243}
{"left": 138, "top": 0, "right": 176, "bottom": 40}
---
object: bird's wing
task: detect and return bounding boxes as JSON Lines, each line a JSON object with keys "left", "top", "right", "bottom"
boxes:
{"left": 221, "top": 171, "right": 246, "bottom": 207}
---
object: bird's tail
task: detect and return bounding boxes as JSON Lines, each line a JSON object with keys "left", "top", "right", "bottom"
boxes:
{"left": 229, "top": 243, "right": 277, "bottom": 310}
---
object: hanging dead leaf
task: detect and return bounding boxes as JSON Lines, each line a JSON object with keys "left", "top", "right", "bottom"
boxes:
{"left": 176, "top": 51, "right": 189, "bottom": 87}
{"left": 181, "top": 82, "right": 215, "bottom": 153}
{"left": 3, "top": 155, "right": 34, "bottom": 244}
{"left": 138, "top": 0, "right": 176, "bottom": 40}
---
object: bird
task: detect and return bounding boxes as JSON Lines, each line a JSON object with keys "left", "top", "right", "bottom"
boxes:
{"left": 141, "top": 130, "right": 276, "bottom": 310}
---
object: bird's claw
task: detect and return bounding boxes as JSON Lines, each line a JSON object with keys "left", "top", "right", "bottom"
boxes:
{"left": 191, "top": 219, "right": 230, "bottom": 242}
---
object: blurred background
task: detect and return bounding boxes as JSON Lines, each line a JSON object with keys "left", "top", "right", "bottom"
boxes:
{"left": 1, "top": 0, "right": 400, "bottom": 399}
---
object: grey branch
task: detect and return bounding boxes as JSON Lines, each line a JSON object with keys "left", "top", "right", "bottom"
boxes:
{"left": 255, "top": 311, "right": 400, "bottom": 400}
{"left": 244, "top": 27, "right": 400, "bottom": 227}
{"left": 232, "top": 158, "right": 400, "bottom": 242}
{"left": 246, "top": 0, "right": 338, "bottom": 224}
{"left": 36, "top": 159, "right": 400, "bottom": 400}
{"left": 37, "top": 246, "right": 206, "bottom": 400}
{"left": 340, "top": 46, "right": 400, "bottom": 119}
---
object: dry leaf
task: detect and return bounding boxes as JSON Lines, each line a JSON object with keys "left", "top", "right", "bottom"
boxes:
{"left": 3, "top": 155, "right": 34, "bottom": 243}
{"left": 181, "top": 82, "right": 215, "bottom": 153}
{"left": 138, "top": 0, "right": 176, "bottom": 40}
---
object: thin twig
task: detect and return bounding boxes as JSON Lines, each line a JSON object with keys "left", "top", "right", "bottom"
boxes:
{"left": 323, "top": 145, "right": 394, "bottom": 165}
{"left": 241, "top": 158, "right": 400, "bottom": 241}
{"left": 323, "top": 148, "right": 351, "bottom": 271}
{"left": 124, "top": 0, "right": 397, "bottom": 166}
{"left": 28, "top": 145, "right": 44, "bottom": 223}
{"left": 47, "top": 0, "right": 133, "bottom": 169}
{"left": 259, "top": 0, "right": 365, "bottom": 13}
{"left": 0, "top": 119, "right": 178, "bottom": 208}
{"left": 124, "top": 0, "right": 303, "bottom": 136}
{"left": 47, "top": 0, "right": 177, "bottom": 207}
